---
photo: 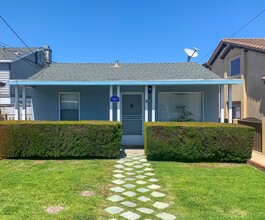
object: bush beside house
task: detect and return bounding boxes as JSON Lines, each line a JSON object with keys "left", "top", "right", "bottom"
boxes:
{"left": 144, "top": 122, "right": 255, "bottom": 162}
{"left": 0, "top": 121, "right": 122, "bottom": 159}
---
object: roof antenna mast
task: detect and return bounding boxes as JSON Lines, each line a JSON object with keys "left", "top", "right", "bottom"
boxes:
{"left": 184, "top": 47, "right": 199, "bottom": 62}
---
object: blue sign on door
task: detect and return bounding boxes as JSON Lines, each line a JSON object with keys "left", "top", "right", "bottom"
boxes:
{"left": 110, "top": 95, "right": 120, "bottom": 103}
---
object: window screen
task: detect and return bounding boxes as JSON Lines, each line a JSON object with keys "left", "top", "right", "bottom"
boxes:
{"left": 60, "top": 93, "right": 79, "bottom": 121}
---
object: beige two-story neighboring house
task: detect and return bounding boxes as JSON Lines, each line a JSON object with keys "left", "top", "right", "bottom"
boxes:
{"left": 205, "top": 38, "right": 265, "bottom": 120}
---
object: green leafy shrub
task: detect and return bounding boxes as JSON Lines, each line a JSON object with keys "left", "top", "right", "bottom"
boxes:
{"left": 144, "top": 122, "right": 255, "bottom": 162}
{"left": 0, "top": 121, "right": 122, "bottom": 159}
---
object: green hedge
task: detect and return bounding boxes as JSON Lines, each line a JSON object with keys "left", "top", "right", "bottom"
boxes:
{"left": 144, "top": 122, "right": 255, "bottom": 162}
{"left": 0, "top": 121, "right": 122, "bottom": 159}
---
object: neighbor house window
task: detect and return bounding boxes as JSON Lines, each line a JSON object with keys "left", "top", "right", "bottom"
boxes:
{"left": 232, "top": 101, "right": 241, "bottom": 119}
{"left": 226, "top": 101, "right": 241, "bottom": 119}
{"left": 60, "top": 93, "right": 79, "bottom": 121}
{"left": 230, "top": 57, "right": 240, "bottom": 76}
{"left": 158, "top": 92, "right": 203, "bottom": 122}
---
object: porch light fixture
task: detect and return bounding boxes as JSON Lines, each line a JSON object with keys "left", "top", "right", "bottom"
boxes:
{"left": 262, "top": 76, "right": 265, "bottom": 84}
{"left": 148, "top": 85, "right": 152, "bottom": 93}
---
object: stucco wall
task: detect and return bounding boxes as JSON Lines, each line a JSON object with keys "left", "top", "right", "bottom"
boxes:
{"left": 31, "top": 85, "right": 219, "bottom": 122}
{"left": 246, "top": 50, "right": 265, "bottom": 118}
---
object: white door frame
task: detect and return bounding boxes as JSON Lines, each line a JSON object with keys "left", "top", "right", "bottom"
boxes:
{"left": 121, "top": 92, "right": 144, "bottom": 145}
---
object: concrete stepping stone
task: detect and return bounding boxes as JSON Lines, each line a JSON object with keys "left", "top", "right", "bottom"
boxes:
{"left": 147, "top": 184, "right": 161, "bottom": 190}
{"left": 122, "top": 191, "right": 136, "bottom": 197}
{"left": 120, "top": 211, "right": 140, "bottom": 220}
{"left": 104, "top": 206, "right": 124, "bottom": 214}
{"left": 134, "top": 165, "right": 143, "bottom": 169}
{"left": 107, "top": 195, "right": 124, "bottom": 202}
{"left": 137, "top": 188, "right": 150, "bottom": 193}
{"left": 137, "top": 196, "right": 151, "bottom": 202}
{"left": 110, "top": 186, "right": 125, "bottom": 193}
{"left": 114, "top": 164, "right": 125, "bottom": 169}
{"left": 151, "top": 191, "right": 166, "bottom": 198}
{"left": 135, "top": 170, "right": 144, "bottom": 173}
{"left": 135, "top": 175, "right": 146, "bottom": 179}
{"left": 121, "top": 201, "right": 137, "bottom": 208}
{"left": 124, "top": 177, "right": 135, "bottom": 181}
{"left": 123, "top": 184, "right": 135, "bottom": 189}
{"left": 140, "top": 159, "right": 147, "bottom": 162}
{"left": 136, "top": 207, "right": 154, "bottom": 214}
{"left": 112, "top": 179, "right": 125, "bottom": 185}
{"left": 156, "top": 212, "right": 176, "bottom": 220}
{"left": 148, "top": 178, "right": 158, "bottom": 182}
{"left": 125, "top": 172, "right": 135, "bottom": 176}
{"left": 142, "top": 163, "right": 151, "bottom": 166}
{"left": 113, "top": 170, "right": 124, "bottom": 173}
{"left": 113, "top": 174, "right": 125, "bottom": 178}
{"left": 143, "top": 168, "right": 154, "bottom": 171}
{"left": 124, "top": 162, "right": 134, "bottom": 166}
{"left": 131, "top": 161, "right": 141, "bottom": 164}
{"left": 116, "top": 160, "right": 125, "bottom": 164}
{"left": 136, "top": 180, "right": 147, "bottom": 185}
{"left": 145, "top": 172, "right": 155, "bottom": 176}
{"left": 124, "top": 168, "right": 134, "bottom": 171}
{"left": 153, "top": 202, "right": 169, "bottom": 209}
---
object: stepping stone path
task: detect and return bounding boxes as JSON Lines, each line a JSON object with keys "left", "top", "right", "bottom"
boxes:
{"left": 105, "top": 154, "right": 176, "bottom": 219}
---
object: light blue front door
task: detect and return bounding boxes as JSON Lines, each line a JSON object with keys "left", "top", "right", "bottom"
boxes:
{"left": 121, "top": 94, "right": 143, "bottom": 145}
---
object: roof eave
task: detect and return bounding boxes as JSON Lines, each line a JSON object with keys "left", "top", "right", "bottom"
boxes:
{"left": 0, "top": 60, "right": 12, "bottom": 63}
{"left": 7, "top": 79, "right": 243, "bottom": 86}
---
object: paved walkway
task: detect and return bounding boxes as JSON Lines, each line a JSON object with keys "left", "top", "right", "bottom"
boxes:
{"left": 105, "top": 153, "right": 176, "bottom": 220}
{"left": 249, "top": 150, "right": 265, "bottom": 172}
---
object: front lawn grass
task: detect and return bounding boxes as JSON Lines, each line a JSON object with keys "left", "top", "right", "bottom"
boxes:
{"left": 0, "top": 159, "right": 114, "bottom": 220}
{"left": 153, "top": 162, "right": 265, "bottom": 220}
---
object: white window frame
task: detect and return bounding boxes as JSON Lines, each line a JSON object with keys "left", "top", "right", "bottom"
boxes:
{"left": 229, "top": 56, "right": 241, "bottom": 76}
{"left": 158, "top": 92, "right": 204, "bottom": 122}
{"left": 59, "top": 92, "right": 80, "bottom": 121}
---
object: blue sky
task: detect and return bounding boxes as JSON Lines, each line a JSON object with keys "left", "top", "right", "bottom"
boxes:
{"left": 0, "top": 0, "right": 264, "bottom": 64}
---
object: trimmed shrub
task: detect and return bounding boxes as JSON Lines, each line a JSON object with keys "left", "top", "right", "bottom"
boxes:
{"left": 0, "top": 121, "right": 122, "bottom": 159}
{"left": 144, "top": 122, "right": 255, "bottom": 162}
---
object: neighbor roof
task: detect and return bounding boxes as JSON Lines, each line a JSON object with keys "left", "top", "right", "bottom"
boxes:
{"left": 0, "top": 47, "right": 41, "bottom": 61}
{"left": 207, "top": 38, "right": 265, "bottom": 65}
{"left": 8, "top": 62, "right": 242, "bottom": 86}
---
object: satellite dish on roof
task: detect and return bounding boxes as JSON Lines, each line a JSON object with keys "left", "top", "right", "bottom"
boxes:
{"left": 184, "top": 47, "right": 199, "bottom": 62}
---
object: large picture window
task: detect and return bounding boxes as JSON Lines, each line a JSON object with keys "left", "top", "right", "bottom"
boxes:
{"left": 59, "top": 93, "right": 79, "bottom": 121}
{"left": 158, "top": 92, "right": 203, "bottom": 122}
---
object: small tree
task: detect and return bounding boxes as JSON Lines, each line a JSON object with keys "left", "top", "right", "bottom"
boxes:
{"left": 173, "top": 105, "right": 194, "bottom": 122}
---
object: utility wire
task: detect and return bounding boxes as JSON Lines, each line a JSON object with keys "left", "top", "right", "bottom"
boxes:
{"left": 0, "top": 16, "right": 34, "bottom": 54}
{"left": 0, "top": 16, "right": 51, "bottom": 64}
{"left": 198, "top": 8, "right": 265, "bottom": 63}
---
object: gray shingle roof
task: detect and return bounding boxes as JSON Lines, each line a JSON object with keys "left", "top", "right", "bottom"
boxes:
{"left": 29, "top": 62, "right": 222, "bottom": 81}
{"left": 0, "top": 47, "right": 40, "bottom": 61}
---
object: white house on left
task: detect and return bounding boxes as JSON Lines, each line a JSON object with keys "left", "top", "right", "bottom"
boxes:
{"left": 0, "top": 46, "right": 52, "bottom": 119}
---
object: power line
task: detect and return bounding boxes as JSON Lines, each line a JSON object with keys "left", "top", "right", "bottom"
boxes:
{"left": 198, "top": 8, "right": 265, "bottom": 63}
{"left": 0, "top": 16, "right": 34, "bottom": 54}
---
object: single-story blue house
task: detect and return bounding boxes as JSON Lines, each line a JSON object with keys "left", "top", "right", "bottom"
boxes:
{"left": 8, "top": 62, "right": 242, "bottom": 145}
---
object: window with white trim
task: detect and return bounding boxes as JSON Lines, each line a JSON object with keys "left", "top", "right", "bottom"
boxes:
{"left": 230, "top": 57, "right": 240, "bottom": 76}
{"left": 60, "top": 93, "right": 79, "bottom": 121}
